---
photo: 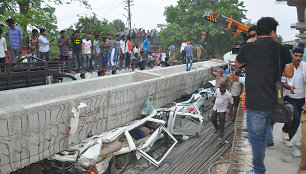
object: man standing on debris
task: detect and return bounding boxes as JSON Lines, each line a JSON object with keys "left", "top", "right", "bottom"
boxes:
{"left": 210, "top": 66, "right": 228, "bottom": 91}
{"left": 229, "top": 70, "right": 243, "bottom": 121}
{"left": 235, "top": 17, "right": 293, "bottom": 174}
{"left": 210, "top": 82, "right": 233, "bottom": 141}
{"left": 281, "top": 48, "right": 305, "bottom": 149}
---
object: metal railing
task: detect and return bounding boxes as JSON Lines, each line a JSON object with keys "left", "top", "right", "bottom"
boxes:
{"left": 0, "top": 61, "right": 72, "bottom": 91}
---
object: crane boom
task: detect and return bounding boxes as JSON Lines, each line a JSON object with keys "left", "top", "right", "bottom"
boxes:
{"left": 203, "top": 10, "right": 249, "bottom": 38}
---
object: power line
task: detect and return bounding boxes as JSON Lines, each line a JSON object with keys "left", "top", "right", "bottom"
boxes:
{"left": 123, "top": 0, "right": 134, "bottom": 34}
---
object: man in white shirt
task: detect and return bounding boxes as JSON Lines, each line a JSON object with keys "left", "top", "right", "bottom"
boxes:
{"left": 180, "top": 40, "right": 187, "bottom": 64}
{"left": 161, "top": 51, "right": 166, "bottom": 63}
{"left": 82, "top": 35, "right": 92, "bottom": 71}
{"left": 38, "top": 28, "right": 55, "bottom": 61}
{"left": 133, "top": 45, "right": 140, "bottom": 58}
{"left": 0, "top": 28, "right": 8, "bottom": 72}
{"left": 120, "top": 35, "right": 127, "bottom": 69}
{"left": 281, "top": 48, "right": 305, "bottom": 146}
{"left": 210, "top": 82, "right": 234, "bottom": 140}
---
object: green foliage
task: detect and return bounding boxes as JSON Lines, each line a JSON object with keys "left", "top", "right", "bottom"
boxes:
{"left": 0, "top": 0, "right": 91, "bottom": 59}
{"left": 75, "top": 15, "right": 117, "bottom": 38}
{"left": 0, "top": 0, "right": 90, "bottom": 34}
{"left": 111, "top": 19, "right": 125, "bottom": 32}
{"left": 276, "top": 34, "right": 283, "bottom": 43}
{"left": 160, "top": 0, "right": 247, "bottom": 57}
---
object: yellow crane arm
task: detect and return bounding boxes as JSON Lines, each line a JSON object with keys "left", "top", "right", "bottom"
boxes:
{"left": 203, "top": 10, "right": 249, "bottom": 38}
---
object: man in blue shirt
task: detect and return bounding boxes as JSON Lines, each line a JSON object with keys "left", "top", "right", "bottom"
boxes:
{"left": 142, "top": 35, "right": 151, "bottom": 58}
{"left": 5, "top": 18, "right": 23, "bottom": 63}
{"left": 184, "top": 41, "right": 194, "bottom": 71}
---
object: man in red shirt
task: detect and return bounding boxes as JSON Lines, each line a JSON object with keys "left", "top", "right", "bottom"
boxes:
{"left": 125, "top": 36, "right": 132, "bottom": 69}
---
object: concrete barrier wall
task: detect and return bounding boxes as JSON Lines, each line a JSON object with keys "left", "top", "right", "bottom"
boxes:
{"left": 0, "top": 60, "right": 226, "bottom": 174}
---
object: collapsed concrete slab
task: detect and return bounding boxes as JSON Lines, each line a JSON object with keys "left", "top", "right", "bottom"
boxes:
{"left": 0, "top": 60, "right": 226, "bottom": 174}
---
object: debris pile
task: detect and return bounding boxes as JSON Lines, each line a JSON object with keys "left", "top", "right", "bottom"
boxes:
{"left": 43, "top": 80, "right": 234, "bottom": 174}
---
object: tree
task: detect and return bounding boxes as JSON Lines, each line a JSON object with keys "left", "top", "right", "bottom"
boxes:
{"left": 276, "top": 34, "right": 283, "bottom": 43}
{"left": 111, "top": 19, "right": 125, "bottom": 32}
{"left": 0, "top": 0, "right": 90, "bottom": 34}
{"left": 74, "top": 14, "right": 117, "bottom": 38}
{"left": 160, "top": 0, "right": 247, "bottom": 57}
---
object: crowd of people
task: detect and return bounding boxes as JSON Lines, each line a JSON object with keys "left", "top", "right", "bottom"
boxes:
{"left": 0, "top": 18, "right": 209, "bottom": 74}
{"left": 131, "top": 28, "right": 158, "bottom": 42}
{"left": 208, "top": 17, "right": 306, "bottom": 174}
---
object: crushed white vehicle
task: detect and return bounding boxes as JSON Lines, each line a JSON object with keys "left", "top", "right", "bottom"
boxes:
{"left": 44, "top": 80, "right": 215, "bottom": 174}
{"left": 156, "top": 80, "right": 215, "bottom": 136}
{"left": 46, "top": 109, "right": 178, "bottom": 174}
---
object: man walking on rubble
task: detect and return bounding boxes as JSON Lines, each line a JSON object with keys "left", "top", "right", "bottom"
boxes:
{"left": 210, "top": 82, "right": 233, "bottom": 141}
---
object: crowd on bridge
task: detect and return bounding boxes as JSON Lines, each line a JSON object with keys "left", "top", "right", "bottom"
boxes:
{"left": 0, "top": 18, "right": 211, "bottom": 74}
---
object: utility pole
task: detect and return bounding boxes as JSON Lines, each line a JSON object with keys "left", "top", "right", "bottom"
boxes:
{"left": 124, "top": 0, "right": 134, "bottom": 35}
{"left": 127, "top": 0, "right": 132, "bottom": 33}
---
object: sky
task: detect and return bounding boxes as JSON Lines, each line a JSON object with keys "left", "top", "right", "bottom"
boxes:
{"left": 55, "top": 0, "right": 298, "bottom": 41}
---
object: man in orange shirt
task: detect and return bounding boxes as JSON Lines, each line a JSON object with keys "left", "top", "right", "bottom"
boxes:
{"left": 125, "top": 35, "right": 132, "bottom": 69}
